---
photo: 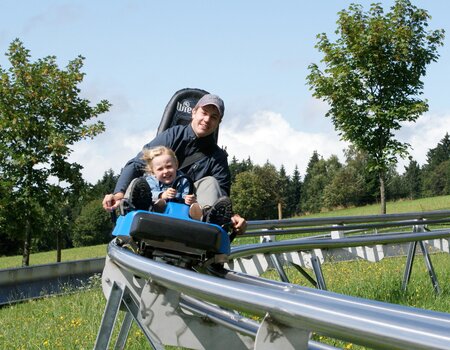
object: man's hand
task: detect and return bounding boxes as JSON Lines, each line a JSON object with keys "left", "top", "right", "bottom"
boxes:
{"left": 230, "top": 213, "right": 247, "bottom": 235}
{"left": 102, "top": 192, "right": 124, "bottom": 211}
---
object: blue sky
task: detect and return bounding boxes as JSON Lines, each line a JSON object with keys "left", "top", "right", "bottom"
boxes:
{"left": 1, "top": 0, "right": 449, "bottom": 183}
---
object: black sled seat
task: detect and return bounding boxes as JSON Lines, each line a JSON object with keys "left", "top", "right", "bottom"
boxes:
{"left": 157, "top": 87, "right": 219, "bottom": 142}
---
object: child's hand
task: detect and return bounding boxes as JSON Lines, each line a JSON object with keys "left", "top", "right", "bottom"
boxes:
{"left": 184, "top": 194, "right": 196, "bottom": 205}
{"left": 162, "top": 188, "right": 177, "bottom": 200}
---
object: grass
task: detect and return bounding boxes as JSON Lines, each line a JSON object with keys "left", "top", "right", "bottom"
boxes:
{"left": 0, "top": 275, "right": 153, "bottom": 350}
{"left": 0, "top": 195, "right": 449, "bottom": 349}
{"left": 0, "top": 244, "right": 107, "bottom": 270}
{"left": 302, "top": 194, "right": 450, "bottom": 218}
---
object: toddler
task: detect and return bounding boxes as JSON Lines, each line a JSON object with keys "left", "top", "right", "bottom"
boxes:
{"left": 142, "top": 146, "right": 202, "bottom": 220}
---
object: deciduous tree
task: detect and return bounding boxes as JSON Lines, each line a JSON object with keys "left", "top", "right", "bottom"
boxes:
{"left": 307, "top": 0, "right": 444, "bottom": 213}
{"left": 0, "top": 39, "right": 111, "bottom": 265}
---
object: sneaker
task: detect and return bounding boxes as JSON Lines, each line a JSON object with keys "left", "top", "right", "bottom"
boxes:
{"left": 126, "top": 178, "right": 153, "bottom": 211}
{"left": 204, "top": 196, "right": 232, "bottom": 228}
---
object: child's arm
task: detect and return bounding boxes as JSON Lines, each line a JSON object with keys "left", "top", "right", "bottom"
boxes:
{"left": 184, "top": 194, "right": 197, "bottom": 205}
{"left": 146, "top": 175, "right": 163, "bottom": 201}
{"left": 179, "top": 177, "right": 196, "bottom": 205}
{"left": 161, "top": 188, "right": 177, "bottom": 200}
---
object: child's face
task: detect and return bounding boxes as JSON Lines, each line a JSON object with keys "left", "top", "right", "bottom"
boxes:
{"left": 152, "top": 154, "right": 177, "bottom": 184}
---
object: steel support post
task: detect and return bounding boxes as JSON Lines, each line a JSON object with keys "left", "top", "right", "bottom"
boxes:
{"left": 402, "top": 224, "right": 441, "bottom": 294}
{"left": 402, "top": 240, "right": 417, "bottom": 292}
{"left": 418, "top": 240, "right": 441, "bottom": 294}
{"left": 113, "top": 310, "right": 133, "bottom": 350}
{"left": 311, "top": 254, "right": 327, "bottom": 290}
{"left": 269, "top": 254, "right": 290, "bottom": 283}
{"left": 288, "top": 262, "right": 318, "bottom": 288}
{"left": 94, "top": 282, "right": 126, "bottom": 350}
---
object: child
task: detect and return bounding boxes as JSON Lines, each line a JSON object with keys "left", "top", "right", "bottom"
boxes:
{"left": 142, "top": 146, "right": 202, "bottom": 220}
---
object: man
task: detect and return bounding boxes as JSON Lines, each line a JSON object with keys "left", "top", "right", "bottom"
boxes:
{"left": 103, "top": 93, "right": 246, "bottom": 235}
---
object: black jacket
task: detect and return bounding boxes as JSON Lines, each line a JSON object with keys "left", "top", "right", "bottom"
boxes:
{"left": 114, "top": 124, "right": 231, "bottom": 196}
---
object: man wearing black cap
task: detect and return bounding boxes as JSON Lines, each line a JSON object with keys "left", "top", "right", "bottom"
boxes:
{"left": 103, "top": 93, "right": 247, "bottom": 235}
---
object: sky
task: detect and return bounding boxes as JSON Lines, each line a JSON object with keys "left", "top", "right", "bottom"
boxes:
{"left": 1, "top": 0, "right": 449, "bottom": 184}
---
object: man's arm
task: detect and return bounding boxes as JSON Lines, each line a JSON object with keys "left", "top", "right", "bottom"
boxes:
{"left": 113, "top": 127, "right": 180, "bottom": 194}
{"left": 113, "top": 152, "right": 146, "bottom": 194}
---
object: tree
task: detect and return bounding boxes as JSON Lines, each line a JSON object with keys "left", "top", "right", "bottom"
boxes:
{"left": 422, "top": 160, "right": 450, "bottom": 196}
{"left": 231, "top": 162, "right": 282, "bottom": 220}
{"left": 277, "top": 165, "right": 290, "bottom": 218}
{"left": 302, "top": 153, "right": 342, "bottom": 213}
{"left": 422, "top": 133, "right": 450, "bottom": 196}
{"left": 323, "top": 166, "right": 365, "bottom": 209}
{"left": 307, "top": 0, "right": 444, "bottom": 213}
{"left": 0, "top": 39, "right": 111, "bottom": 265}
{"left": 229, "top": 156, "right": 253, "bottom": 183}
{"left": 403, "top": 159, "right": 422, "bottom": 199}
{"left": 88, "top": 169, "right": 119, "bottom": 201}
{"left": 231, "top": 171, "right": 267, "bottom": 220}
{"left": 424, "top": 133, "right": 450, "bottom": 169}
{"left": 72, "top": 199, "right": 113, "bottom": 247}
{"left": 344, "top": 145, "right": 379, "bottom": 205}
{"left": 288, "top": 166, "right": 302, "bottom": 216}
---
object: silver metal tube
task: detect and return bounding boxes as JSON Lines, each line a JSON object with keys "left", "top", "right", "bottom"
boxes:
{"left": 229, "top": 229, "right": 450, "bottom": 259}
{"left": 242, "top": 218, "right": 450, "bottom": 236}
{"left": 108, "top": 242, "right": 450, "bottom": 350}
{"left": 246, "top": 210, "right": 450, "bottom": 229}
{"left": 222, "top": 269, "right": 450, "bottom": 327}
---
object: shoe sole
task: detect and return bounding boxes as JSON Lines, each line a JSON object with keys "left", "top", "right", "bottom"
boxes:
{"left": 128, "top": 178, "right": 152, "bottom": 211}
{"left": 206, "top": 197, "right": 232, "bottom": 227}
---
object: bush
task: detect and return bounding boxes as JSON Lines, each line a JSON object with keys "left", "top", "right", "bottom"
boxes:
{"left": 72, "top": 199, "right": 113, "bottom": 247}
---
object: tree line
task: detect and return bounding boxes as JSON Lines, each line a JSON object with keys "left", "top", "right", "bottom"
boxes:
{"left": 2, "top": 132, "right": 447, "bottom": 260}
{"left": 230, "top": 133, "right": 449, "bottom": 219}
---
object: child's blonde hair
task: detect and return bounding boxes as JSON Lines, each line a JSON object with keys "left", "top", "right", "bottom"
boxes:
{"left": 142, "top": 146, "right": 178, "bottom": 174}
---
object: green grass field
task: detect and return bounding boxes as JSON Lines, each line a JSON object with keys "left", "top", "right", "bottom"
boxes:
{"left": 0, "top": 243, "right": 108, "bottom": 270}
{"left": 0, "top": 195, "right": 449, "bottom": 349}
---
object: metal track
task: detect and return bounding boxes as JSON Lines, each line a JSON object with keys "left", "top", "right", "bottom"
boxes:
{"left": 95, "top": 240, "right": 450, "bottom": 349}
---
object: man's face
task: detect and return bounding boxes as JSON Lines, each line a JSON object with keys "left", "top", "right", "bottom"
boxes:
{"left": 191, "top": 105, "right": 221, "bottom": 138}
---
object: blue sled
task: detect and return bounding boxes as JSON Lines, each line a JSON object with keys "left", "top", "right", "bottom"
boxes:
{"left": 112, "top": 201, "right": 230, "bottom": 258}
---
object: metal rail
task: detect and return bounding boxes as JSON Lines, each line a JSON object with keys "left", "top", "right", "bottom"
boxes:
{"left": 229, "top": 228, "right": 450, "bottom": 259}
{"left": 245, "top": 210, "right": 450, "bottom": 230}
{"left": 96, "top": 241, "right": 450, "bottom": 350}
{"left": 0, "top": 258, "right": 105, "bottom": 305}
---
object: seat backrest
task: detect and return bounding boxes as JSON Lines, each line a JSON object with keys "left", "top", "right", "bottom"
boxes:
{"left": 157, "top": 88, "right": 219, "bottom": 143}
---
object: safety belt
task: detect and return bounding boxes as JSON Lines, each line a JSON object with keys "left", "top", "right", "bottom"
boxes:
{"left": 179, "top": 152, "right": 206, "bottom": 171}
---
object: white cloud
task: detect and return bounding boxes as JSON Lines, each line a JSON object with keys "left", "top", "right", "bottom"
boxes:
{"left": 220, "top": 111, "right": 348, "bottom": 177}
{"left": 70, "top": 127, "right": 156, "bottom": 184}
{"left": 396, "top": 112, "right": 450, "bottom": 171}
